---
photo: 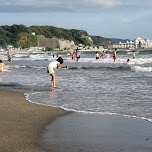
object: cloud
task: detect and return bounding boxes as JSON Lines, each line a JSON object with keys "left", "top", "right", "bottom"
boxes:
{"left": 124, "top": 0, "right": 152, "bottom": 7}
{"left": 0, "top": 0, "right": 121, "bottom": 12}
{"left": 0, "top": 0, "right": 152, "bottom": 13}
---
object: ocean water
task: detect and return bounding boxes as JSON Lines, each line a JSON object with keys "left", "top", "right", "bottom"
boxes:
{"left": 0, "top": 50, "right": 152, "bottom": 122}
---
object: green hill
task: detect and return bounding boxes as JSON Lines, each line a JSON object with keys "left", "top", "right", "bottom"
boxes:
{"left": 0, "top": 24, "right": 113, "bottom": 49}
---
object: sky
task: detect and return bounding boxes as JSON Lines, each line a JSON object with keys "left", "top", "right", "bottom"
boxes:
{"left": 0, "top": 0, "right": 152, "bottom": 40}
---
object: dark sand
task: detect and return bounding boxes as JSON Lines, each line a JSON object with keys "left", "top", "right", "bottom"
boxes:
{"left": 42, "top": 113, "right": 152, "bottom": 152}
{"left": 0, "top": 89, "right": 69, "bottom": 152}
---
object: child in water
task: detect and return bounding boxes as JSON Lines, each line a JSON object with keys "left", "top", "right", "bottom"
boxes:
{"left": 7, "top": 52, "right": 12, "bottom": 63}
{"left": 126, "top": 59, "right": 131, "bottom": 64}
{"left": 125, "top": 59, "right": 133, "bottom": 65}
{"left": 47, "top": 57, "right": 68, "bottom": 88}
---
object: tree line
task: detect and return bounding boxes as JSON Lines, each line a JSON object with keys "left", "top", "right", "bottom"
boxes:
{"left": 0, "top": 24, "right": 113, "bottom": 49}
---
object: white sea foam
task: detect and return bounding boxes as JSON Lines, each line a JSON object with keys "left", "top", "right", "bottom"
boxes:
{"left": 127, "top": 52, "right": 133, "bottom": 55}
{"left": 25, "top": 92, "right": 152, "bottom": 123}
{"left": 131, "top": 66, "right": 152, "bottom": 72}
{"left": 67, "top": 57, "right": 152, "bottom": 65}
{"left": 0, "top": 55, "right": 7, "bottom": 60}
{"left": 11, "top": 65, "right": 45, "bottom": 69}
{"left": 13, "top": 54, "right": 29, "bottom": 58}
{"left": 29, "top": 54, "right": 51, "bottom": 60}
{"left": 13, "top": 65, "right": 26, "bottom": 68}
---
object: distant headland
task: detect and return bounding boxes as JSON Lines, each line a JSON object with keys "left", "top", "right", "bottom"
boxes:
{"left": 0, "top": 24, "right": 152, "bottom": 53}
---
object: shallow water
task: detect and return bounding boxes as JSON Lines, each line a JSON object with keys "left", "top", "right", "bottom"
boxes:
{"left": 0, "top": 50, "right": 152, "bottom": 122}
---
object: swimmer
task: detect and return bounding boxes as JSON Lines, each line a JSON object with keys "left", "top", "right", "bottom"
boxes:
{"left": 126, "top": 59, "right": 131, "bottom": 64}
{"left": 125, "top": 59, "right": 133, "bottom": 65}
{"left": 0, "top": 60, "right": 6, "bottom": 72}
{"left": 105, "top": 52, "right": 109, "bottom": 57}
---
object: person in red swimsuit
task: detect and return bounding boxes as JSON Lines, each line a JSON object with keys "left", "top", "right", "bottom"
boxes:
{"left": 113, "top": 48, "right": 117, "bottom": 66}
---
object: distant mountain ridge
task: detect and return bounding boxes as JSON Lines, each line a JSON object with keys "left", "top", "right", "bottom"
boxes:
{"left": 110, "top": 38, "right": 131, "bottom": 43}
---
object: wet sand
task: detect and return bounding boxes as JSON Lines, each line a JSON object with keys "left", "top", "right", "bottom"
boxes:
{"left": 0, "top": 89, "right": 69, "bottom": 152}
{"left": 42, "top": 113, "right": 152, "bottom": 152}
{"left": 1, "top": 89, "right": 152, "bottom": 152}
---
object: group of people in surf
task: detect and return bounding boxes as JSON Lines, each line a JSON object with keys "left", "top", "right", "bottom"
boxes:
{"left": 48, "top": 48, "right": 136, "bottom": 88}
{"left": 0, "top": 52, "right": 12, "bottom": 73}
{"left": 95, "top": 48, "right": 136, "bottom": 66}
{"left": 125, "top": 51, "right": 136, "bottom": 65}
{"left": 68, "top": 51, "right": 80, "bottom": 62}
{"left": 1, "top": 49, "right": 136, "bottom": 88}
{"left": 95, "top": 51, "right": 111, "bottom": 60}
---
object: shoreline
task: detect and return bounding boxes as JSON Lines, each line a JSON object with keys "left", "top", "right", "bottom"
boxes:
{"left": 0, "top": 50, "right": 70, "bottom": 55}
{"left": 0, "top": 89, "right": 70, "bottom": 152}
{"left": 0, "top": 48, "right": 152, "bottom": 55}
{"left": 1, "top": 89, "right": 152, "bottom": 151}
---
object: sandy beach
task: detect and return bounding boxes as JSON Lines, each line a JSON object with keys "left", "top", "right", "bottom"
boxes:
{"left": 1, "top": 89, "right": 152, "bottom": 152}
{"left": 0, "top": 89, "right": 69, "bottom": 152}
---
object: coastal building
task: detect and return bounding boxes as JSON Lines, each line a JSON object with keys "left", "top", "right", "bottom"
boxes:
{"left": 27, "top": 47, "right": 45, "bottom": 51}
{"left": 134, "top": 37, "right": 152, "bottom": 49}
{"left": 108, "top": 37, "right": 152, "bottom": 49}
{"left": 7, "top": 45, "right": 14, "bottom": 51}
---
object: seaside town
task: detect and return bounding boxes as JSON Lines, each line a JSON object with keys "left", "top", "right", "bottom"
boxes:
{"left": 1, "top": 35, "right": 152, "bottom": 53}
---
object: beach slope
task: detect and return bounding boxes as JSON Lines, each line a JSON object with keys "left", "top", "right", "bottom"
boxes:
{"left": 0, "top": 90, "right": 69, "bottom": 152}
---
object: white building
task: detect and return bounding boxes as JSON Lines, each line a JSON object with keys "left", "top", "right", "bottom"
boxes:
{"left": 134, "top": 37, "right": 152, "bottom": 49}
{"left": 108, "top": 37, "right": 152, "bottom": 49}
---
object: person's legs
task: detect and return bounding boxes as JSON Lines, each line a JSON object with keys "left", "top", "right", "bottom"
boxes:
{"left": 51, "top": 73, "right": 56, "bottom": 87}
{"left": 113, "top": 56, "right": 116, "bottom": 66}
{"left": 114, "top": 59, "right": 116, "bottom": 65}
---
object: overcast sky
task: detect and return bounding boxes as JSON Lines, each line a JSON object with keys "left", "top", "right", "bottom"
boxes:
{"left": 0, "top": 0, "right": 152, "bottom": 40}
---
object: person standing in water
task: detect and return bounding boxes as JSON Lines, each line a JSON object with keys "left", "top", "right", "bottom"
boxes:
{"left": 95, "top": 51, "right": 100, "bottom": 60}
{"left": 113, "top": 48, "right": 117, "bottom": 65}
{"left": 47, "top": 57, "right": 68, "bottom": 88}
{"left": 101, "top": 51, "right": 105, "bottom": 58}
{"left": 76, "top": 51, "right": 80, "bottom": 62}
{"left": 7, "top": 52, "right": 12, "bottom": 63}
{"left": 132, "top": 51, "right": 136, "bottom": 59}
{"left": 0, "top": 60, "right": 6, "bottom": 72}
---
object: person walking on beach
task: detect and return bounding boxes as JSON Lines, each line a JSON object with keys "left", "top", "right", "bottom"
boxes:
{"left": 132, "top": 51, "right": 136, "bottom": 59}
{"left": 113, "top": 48, "right": 117, "bottom": 65}
{"left": 47, "top": 57, "right": 68, "bottom": 88}
{"left": 7, "top": 52, "right": 12, "bottom": 63}
{"left": 95, "top": 51, "right": 100, "bottom": 60}
{"left": 0, "top": 60, "right": 6, "bottom": 72}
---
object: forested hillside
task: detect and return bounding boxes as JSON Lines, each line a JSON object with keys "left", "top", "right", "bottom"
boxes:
{"left": 0, "top": 24, "right": 113, "bottom": 48}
